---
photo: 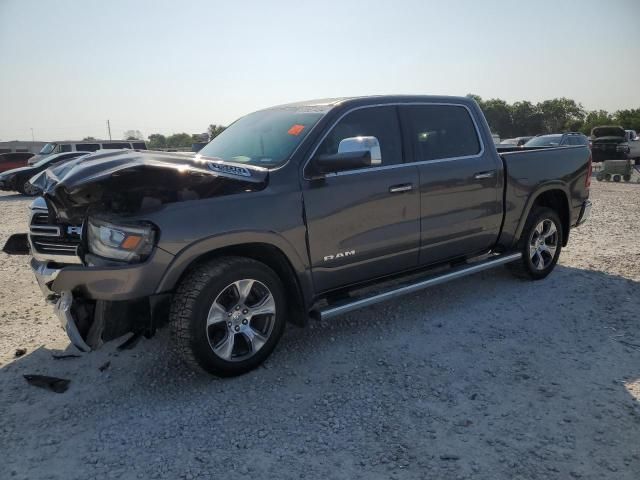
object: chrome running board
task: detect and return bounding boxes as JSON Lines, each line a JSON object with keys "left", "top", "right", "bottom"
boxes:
{"left": 315, "top": 252, "right": 522, "bottom": 321}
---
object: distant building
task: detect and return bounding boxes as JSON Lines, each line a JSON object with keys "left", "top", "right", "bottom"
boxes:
{"left": 0, "top": 141, "right": 48, "bottom": 154}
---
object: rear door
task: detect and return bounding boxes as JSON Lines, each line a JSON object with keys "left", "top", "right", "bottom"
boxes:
{"left": 399, "top": 104, "right": 503, "bottom": 266}
{"left": 302, "top": 105, "right": 420, "bottom": 292}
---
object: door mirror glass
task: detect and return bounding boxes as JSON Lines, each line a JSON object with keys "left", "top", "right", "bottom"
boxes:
{"left": 314, "top": 149, "right": 372, "bottom": 173}
{"left": 337, "top": 136, "right": 382, "bottom": 165}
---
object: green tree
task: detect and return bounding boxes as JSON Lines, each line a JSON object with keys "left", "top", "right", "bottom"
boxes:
{"left": 208, "top": 124, "right": 226, "bottom": 140}
{"left": 147, "top": 133, "right": 167, "bottom": 149}
{"left": 579, "top": 110, "right": 614, "bottom": 135}
{"left": 537, "top": 98, "right": 585, "bottom": 133}
{"left": 614, "top": 109, "right": 640, "bottom": 132}
{"left": 482, "top": 98, "right": 513, "bottom": 138}
{"left": 510, "top": 101, "right": 544, "bottom": 136}
{"left": 165, "top": 133, "right": 192, "bottom": 148}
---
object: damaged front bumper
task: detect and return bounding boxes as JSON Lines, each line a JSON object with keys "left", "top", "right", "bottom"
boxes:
{"left": 31, "top": 251, "right": 173, "bottom": 352}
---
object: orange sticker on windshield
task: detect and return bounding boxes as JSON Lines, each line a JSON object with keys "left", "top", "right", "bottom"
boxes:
{"left": 287, "top": 124, "right": 305, "bottom": 136}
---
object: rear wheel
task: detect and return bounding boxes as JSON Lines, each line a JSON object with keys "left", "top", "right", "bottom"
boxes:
{"left": 170, "top": 256, "right": 286, "bottom": 377}
{"left": 507, "top": 207, "right": 562, "bottom": 280}
{"left": 604, "top": 173, "right": 611, "bottom": 181}
{"left": 613, "top": 174, "right": 621, "bottom": 182}
{"left": 623, "top": 174, "right": 631, "bottom": 182}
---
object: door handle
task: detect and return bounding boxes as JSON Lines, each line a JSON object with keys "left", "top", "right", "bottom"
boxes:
{"left": 474, "top": 170, "right": 496, "bottom": 180}
{"left": 389, "top": 184, "right": 413, "bottom": 193}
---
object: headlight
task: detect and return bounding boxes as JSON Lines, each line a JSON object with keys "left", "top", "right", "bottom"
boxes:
{"left": 616, "top": 145, "right": 630, "bottom": 154}
{"left": 87, "top": 217, "right": 156, "bottom": 262}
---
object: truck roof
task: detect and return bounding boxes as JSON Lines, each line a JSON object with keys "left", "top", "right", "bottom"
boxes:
{"left": 267, "top": 95, "right": 476, "bottom": 111}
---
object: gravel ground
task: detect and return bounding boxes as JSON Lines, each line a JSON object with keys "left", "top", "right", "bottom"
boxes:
{"left": 1, "top": 181, "right": 639, "bottom": 480}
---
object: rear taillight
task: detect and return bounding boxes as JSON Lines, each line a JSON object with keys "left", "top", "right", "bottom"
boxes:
{"left": 586, "top": 153, "right": 592, "bottom": 190}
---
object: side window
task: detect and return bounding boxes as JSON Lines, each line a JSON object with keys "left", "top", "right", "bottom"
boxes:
{"left": 58, "top": 144, "right": 72, "bottom": 152}
{"left": 76, "top": 143, "right": 100, "bottom": 152}
{"left": 316, "top": 106, "right": 402, "bottom": 166}
{"left": 401, "top": 105, "right": 481, "bottom": 161}
{"left": 132, "top": 142, "right": 147, "bottom": 150}
{"left": 101, "top": 143, "right": 129, "bottom": 149}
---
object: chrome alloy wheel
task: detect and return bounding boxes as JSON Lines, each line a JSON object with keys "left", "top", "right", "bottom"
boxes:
{"left": 529, "top": 219, "right": 558, "bottom": 270}
{"left": 205, "top": 279, "right": 276, "bottom": 362}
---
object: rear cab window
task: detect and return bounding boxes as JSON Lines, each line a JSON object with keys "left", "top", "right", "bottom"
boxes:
{"left": 400, "top": 105, "right": 481, "bottom": 162}
{"left": 132, "top": 142, "right": 147, "bottom": 150}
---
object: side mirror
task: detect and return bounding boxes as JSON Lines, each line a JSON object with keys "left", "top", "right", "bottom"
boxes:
{"left": 313, "top": 136, "right": 381, "bottom": 174}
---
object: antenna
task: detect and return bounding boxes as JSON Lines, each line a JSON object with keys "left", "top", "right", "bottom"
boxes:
{"left": 107, "top": 120, "right": 112, "bottom": 140}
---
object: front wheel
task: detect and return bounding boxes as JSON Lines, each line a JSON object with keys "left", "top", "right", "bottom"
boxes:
{"left": 170, "top": 256, "right": 286, "bottom": 377}
{"left": 507, "top": 207, "right": 562, "bottom": 280}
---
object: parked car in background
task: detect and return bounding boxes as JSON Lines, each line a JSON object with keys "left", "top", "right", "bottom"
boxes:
{"left": 0, "top": 152, "right": 34, "bottom": 173}
{"left": 0, "top": 151, "right": 88, "bottom": 195}
{"left": 3, "top": 95, "right": 592, "bottom": 377}
{"left": 499, "top": 136, "right": 533, "bottom": 147}
{"left": 524, "top": 132, "right": 589, "bottom": 148}
{"left": 27, "top": 140, "right": 147, "bottom": 165}
{"left": 590, "top": 126, "right": 640, "bottom": 164}
{"left": 0, "top": 141, "right": 48, "bottom": 155}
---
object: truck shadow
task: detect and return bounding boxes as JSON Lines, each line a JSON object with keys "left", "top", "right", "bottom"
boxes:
{"left": 1, "top": 264, "right": 639, "bottom": 477}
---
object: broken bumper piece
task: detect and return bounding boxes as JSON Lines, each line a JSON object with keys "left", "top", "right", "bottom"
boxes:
{"left": 55, "top": 291, "right": 92, "bottom": 352}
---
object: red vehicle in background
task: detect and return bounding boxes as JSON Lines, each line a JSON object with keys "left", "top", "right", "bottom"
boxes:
{"left": 0, "top": 152, "right": 33, "bottom": 173}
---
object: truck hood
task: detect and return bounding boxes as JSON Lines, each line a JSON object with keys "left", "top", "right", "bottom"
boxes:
{"left": 38, "top": 150, "right": 269, "bottom": 223}
{"left": 591, "top": 136, "right": 626, "bottom": 145}
{"left": 591, "top": 126, "right": 625, "bottom": 139}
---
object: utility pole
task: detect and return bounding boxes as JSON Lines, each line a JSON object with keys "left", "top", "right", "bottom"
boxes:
{"left": 107, "top": 120, "right": 112, "bottom": 140}
{"left": 30, "top": 128, "right": 34, "bottom": 141}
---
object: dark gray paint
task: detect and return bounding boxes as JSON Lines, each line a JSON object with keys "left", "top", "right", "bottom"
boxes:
{"left": 39, "top": 95, "right": 591, "bottom": 314}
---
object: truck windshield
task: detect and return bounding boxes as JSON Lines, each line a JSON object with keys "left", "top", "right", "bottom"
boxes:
{"left": 198, "top": 108, "right": 324, "bottom": 168}
{"left": 524, "top": 135, "right": 562, "bottom": 147}
{"left": 39, "top": 143, "right": 56, "bottom": 154}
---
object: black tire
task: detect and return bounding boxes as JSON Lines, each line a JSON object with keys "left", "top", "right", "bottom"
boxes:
{"left": 613, "top": 174, "right": 621, "bottom": 182}
{"left": 596, "top": 173, "right": 604, "bottom": 181}
{"left": 623, "top": 174, "right": 631, "bottom": 182}
{"left": 604, "top": 173, "right": 611, "bottom": 181}
{"left": 19, "top": 181, "right": 37, "bottom": 196}
{"left": 507, "top": 207, "right": 562, "bottom": 280}
{"left": 170, "top": 256, "right": 286, "bottom": 377}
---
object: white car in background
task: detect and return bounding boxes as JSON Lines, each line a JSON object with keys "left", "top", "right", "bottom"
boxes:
{"left": 28, "top": 140, "right": 148, "bottom": 165}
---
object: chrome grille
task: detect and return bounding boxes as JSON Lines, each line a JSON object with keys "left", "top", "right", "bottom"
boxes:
{"left": 28, "top": 199, "right": 82, "bottom": 264}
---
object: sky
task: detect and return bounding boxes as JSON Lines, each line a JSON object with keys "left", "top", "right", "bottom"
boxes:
{"left": 1, "top": 0, "right": 639, "bottom": 141}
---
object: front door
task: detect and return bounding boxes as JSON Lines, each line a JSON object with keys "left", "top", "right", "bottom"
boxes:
{"left": 302, "top": 106, "right": 421, "bottom": 293}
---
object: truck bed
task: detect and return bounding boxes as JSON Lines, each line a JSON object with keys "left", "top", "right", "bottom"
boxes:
{"left": 497, "top": 145, "right": 591, "bottom": 248}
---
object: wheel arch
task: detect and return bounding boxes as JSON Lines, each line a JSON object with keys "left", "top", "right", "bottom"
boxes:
{"left": 157, "top": 234, "right": 313, "bottom": 327}
{"left": 515, "top": 184, "right": 571, "bottom": 247}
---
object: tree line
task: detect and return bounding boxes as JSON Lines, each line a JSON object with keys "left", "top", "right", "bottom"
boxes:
{"left": 467, "top": 94, "right": 640, "bottom": 139}
{"left": 109, "top": 124, "right": 228, "bottom": 149}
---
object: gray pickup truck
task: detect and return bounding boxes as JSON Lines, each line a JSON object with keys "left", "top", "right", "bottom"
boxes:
{"left": 3, "top": 95, "right": 592, "bottom": 376}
